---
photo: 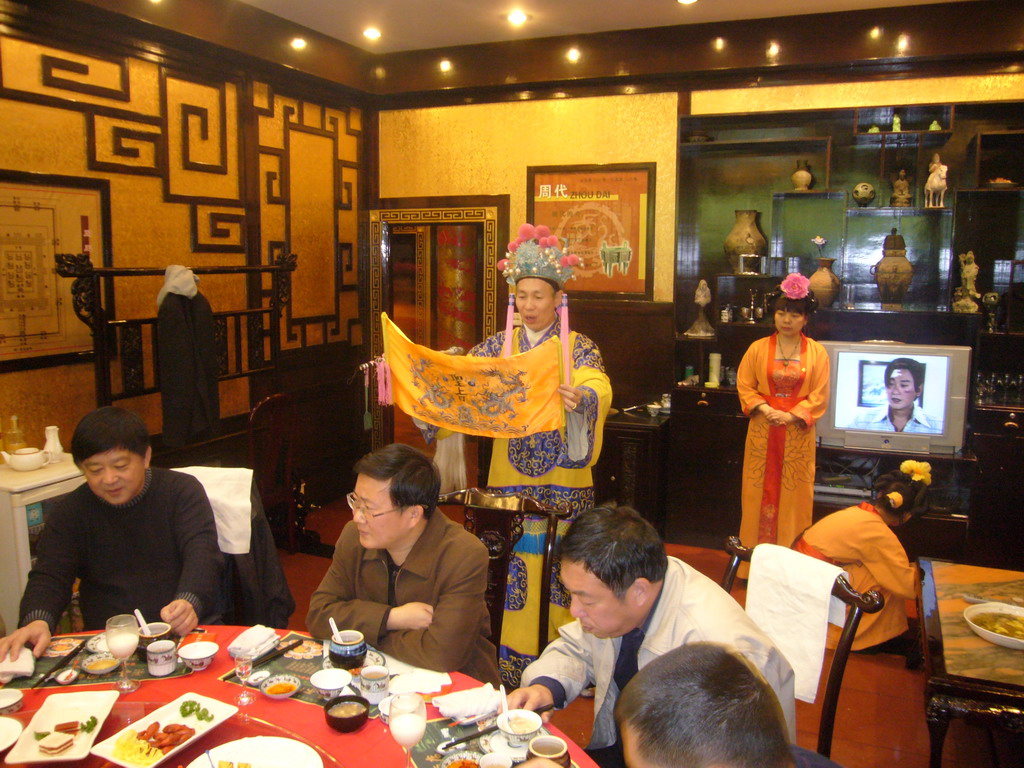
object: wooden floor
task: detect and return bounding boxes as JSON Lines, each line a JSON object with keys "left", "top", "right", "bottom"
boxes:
{"left": 277, "top": 501, "right": 1017, "bottom": 768}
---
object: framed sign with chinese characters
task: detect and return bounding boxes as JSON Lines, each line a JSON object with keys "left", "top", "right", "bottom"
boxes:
{"left": 527, "top": 163, "right": 655, "bottom": 300}
{"left": 0, "top": 171, "right": 110, "bottom": 371}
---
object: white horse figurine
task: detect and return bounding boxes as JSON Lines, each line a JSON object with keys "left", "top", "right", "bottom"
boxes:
{"left": 925, "top": 162, "right": 948, "bottom": 208}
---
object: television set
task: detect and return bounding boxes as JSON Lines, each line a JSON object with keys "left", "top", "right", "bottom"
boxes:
{"left": 817, "top": 340, "right": 972, "bottom": 454}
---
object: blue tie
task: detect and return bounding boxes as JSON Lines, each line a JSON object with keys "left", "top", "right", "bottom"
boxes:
{"left": 613, "top": 628, "right": 644, "bottom": 693}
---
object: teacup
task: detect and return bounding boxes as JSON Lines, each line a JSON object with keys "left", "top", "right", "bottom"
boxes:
{"left": 146, "top": 639, "right": 177, "bottom": 677}
{"left": 496, "top": 709, "right": 542, "bottom": 748}
{"left": 328, "top": 630, "right": 367, "bottom": 670}
{"left": 310, "top": 667, "right": 352, "bottom": 700}
{"left": 358, "top": 664, "right": 389, "bottom": 704}
{"left": 527, "top": 735, "right": 572, "bottom": 767}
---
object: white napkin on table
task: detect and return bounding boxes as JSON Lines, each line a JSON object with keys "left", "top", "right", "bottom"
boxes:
{"left": 388, "top": 669, "right": 452, "bottom": 695}
{"left": 173, "top": 467, "right": 253, "bottom": 555}
{"left": 432, "top": 683, "right": 502, "bottom": 719}
{"left": 746, "top": 543, "right": 846, "bottom": 703}
{"left": 0, "top": 647, "right": 35, "bottom": 683}
{"left": 228, "top": 625, "right": 279, "bottom": 658}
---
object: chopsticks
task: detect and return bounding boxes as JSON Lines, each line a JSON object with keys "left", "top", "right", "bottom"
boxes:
{"left": 31, "top": 638, "right": 87, "bottom": 688}
{"left": 223, "top": 638, "right": 304, "bottom": 681}
{"left": 437, "top": 703, "right": 554, "bottom": 753}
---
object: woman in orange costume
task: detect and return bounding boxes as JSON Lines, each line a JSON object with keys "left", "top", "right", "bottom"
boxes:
{"left": 793, "top": 461, "right": 930, "bottom": 658}
{"left": 737, "top": 273, "right": 830, "bottom": 563}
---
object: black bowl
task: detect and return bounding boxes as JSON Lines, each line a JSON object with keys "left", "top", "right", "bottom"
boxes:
{"left": 324, "top": 694, "right": 370, "bottom": 733}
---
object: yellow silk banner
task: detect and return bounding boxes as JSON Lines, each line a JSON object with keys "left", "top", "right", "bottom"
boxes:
{"left": 382, "top": 313, "right": 564, "bottom": 438}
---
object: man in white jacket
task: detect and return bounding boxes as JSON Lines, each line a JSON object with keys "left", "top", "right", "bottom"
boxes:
{"left": 508, "top": 506, "right": 795, "bottom": 768}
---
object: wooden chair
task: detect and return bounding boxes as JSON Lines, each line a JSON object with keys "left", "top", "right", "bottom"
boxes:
{"left": 248, "top": 393, "right": 299, "bottom": 552}
{"left": 720, "top": 536, "right": 885, "bottom": 759}
{"left": 438, "top": 488, "right": 569, "bottom": 685}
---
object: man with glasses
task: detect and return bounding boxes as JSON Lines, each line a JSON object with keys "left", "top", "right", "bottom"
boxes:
{"left": 306, "top": 443, "right": 500, "bottom": 683}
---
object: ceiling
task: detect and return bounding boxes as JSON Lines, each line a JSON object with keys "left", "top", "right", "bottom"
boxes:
{"left": 236, "top": 0, "right": 976, "bottom": 55}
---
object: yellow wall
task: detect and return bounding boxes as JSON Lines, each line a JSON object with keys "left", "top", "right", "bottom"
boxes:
{"left": 379, "top": 93, "right": 680, "bottom": 303}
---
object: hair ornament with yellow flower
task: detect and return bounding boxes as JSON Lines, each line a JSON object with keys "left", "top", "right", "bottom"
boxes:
{"left": 899, "top": 459, "right": 933, "bottom": 486}
{"left": 886, "top": 491, "right": 904, "bottom": 509}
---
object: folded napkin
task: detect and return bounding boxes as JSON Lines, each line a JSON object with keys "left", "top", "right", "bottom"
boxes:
{"left": 388, "top": 669, "right": 452, "bottom": 695}
{"left": 433, "top": 683, "right": 501, "bottom": 719}
{"left": 746, "top": 543, "right": 845, "bottom": 704}
{"left": 0, "top": 647, "right": 35, "bottom": 684}
{"left": 228, "top": 625, "right": 279, "bottom": 658}
{"left": 173, "top": 467, "right": 253, "bottom": 555}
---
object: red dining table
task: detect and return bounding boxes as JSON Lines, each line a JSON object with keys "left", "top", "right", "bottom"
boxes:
{"left": 1, "top": 627, "right": 596, "bottom": 768}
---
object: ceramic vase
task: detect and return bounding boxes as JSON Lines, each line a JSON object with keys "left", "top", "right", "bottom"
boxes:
{"left": 43, "top": 425, "right": 64, "bottom": 463}
{"left": 723, "top": 210, "right": 768, "bottom": 274}
{"left": 809, "top": 257, "right": 841, "bottom": 308}
{"left": 870, "top": 228, "right": 914, "bottom": 310}
{"left": 852, "top": 182, "right": 876, "bottom": 207}
{"left": 791, "top": 161, "right": 813, "bottom": 191}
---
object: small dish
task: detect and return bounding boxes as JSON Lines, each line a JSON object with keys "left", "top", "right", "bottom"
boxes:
{"left": 85, "top": 633, "right": 108, "bottom": 653}
{"left": 0, "top": 716, "right": 24, "bottom": 753}
{"left": 479, "top": 731, "right": 531, "bottom": 761}
{"left": 177, "top": 641, "right": 219, "bottom": 671}
{"left": 55, "top": 668, "right": 80, "bottom": 685}
{"left": 440, "top": 750, "right": 481, "bottom": 768}
{"left": 0, "top": 689, "right": 23, "bottom": 715}
{"left": 260, "top": 673, "right": 301, "bottom": 699}
{"left": 964, "top": 602, "right": 1024, "bottom": 650}
{"left": 248, "top": 669, "right": 272, "bottom": 685}
{"left": 80, "top": 652, "right": 120, "bottom": 675}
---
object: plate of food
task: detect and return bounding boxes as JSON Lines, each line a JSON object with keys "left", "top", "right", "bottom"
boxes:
{"left": 90, "top": 692, "right": 237, "bottom": 768}
{"left": 185, "top": 736, "right": 322, "bottom": 768}
{"left": 964, "top": 602, "right": 1024, "bottom": 650}
{"left": 4, "top": 690, "right": 118, "bottom": 764}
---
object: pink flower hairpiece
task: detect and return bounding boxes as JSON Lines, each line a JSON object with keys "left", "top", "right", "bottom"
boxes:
{"left": 780, "top": 273, "right": 810, "bottom": 300}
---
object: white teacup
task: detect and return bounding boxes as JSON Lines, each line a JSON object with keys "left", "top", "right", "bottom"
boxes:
{"left": 310, "top": 667, "right": 353, "bottom": 700}
{"left": 496, "top": 709, "right": 542, "bottom": 748}
{"left": 358, "top": 664, "right": 389, "bottom": 704}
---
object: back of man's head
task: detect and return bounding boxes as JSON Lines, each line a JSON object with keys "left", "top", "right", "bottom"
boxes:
{"left": 558, "top": 506, "right": 667, "bottom": 597}
{"left": 71, "top": 406, "right": 150, "bottom": 464}
{"left": 353, "top": 443, "right": 440, "bottom": 518}
{"left": 615, "top": 643, "right": 793, "bottom": 768}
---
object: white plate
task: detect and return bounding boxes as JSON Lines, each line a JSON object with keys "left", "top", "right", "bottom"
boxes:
{"left": 964, "top": 602, "right": 1024, "bottom": 650}
{"left": 4, "top": 690, "right": 119, "bottom": 764}
{"left": 86, "top": 633, "right": 108, "bottom": 653}
{"left": 186, "top": 736, "right": 322, "bottom": 768}
{"left": 365, "top": 650, "right": 385, "bottom": 669}
{"left": 0, "top": 717, "right": 24, "bottom": 753}
{"left": 90, "top": 692, "right": 237, "bottom": 768}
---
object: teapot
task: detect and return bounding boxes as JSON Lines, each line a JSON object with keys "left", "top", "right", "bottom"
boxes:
{"left": 1, "top": 447, "right": 50, "bottom": 471}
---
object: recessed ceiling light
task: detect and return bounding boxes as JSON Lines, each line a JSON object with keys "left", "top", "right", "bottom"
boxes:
{"left": 439, "top": 59, "right": 452, "bottom": 72}
{"left": 713, "top": 37, "right": 725, "bottom": 51}
{"left": 364, "top": 27, "right": 381, "bottom": 41}
{"left": 678, "top": 0, "right": 699, "bottom": 5}
{"left": 149, "top": 0, "right": 161, "bottom": 4}
{"left": 869, "top": 26, "right": 882, "bottom": 39}
{"left": 766, "top": 41, "right": 780, "bottom": 58}
{"left": 507, "top": 10, "right": 530, "bottom": 26}
{"left": 897, "top": 33, "right": 909, "bottom": 53}
{"left": 566, "top": 47, "right": 581, "bottom": 63}
{"left": 290, "top": 37, "right": 307, "bottom": 50}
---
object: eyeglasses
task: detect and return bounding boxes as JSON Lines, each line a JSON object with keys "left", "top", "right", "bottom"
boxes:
{"left": 346, "top": 491, "right": 400, "bottom": 520}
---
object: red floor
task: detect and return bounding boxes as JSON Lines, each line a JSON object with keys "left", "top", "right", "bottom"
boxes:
{"left": 277, "top": 502, "right": 1011, "bottom": 768}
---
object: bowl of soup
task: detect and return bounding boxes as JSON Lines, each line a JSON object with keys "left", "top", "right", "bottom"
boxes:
{"left": 964, "top": 602, "right": 1024, "bottom": 650}
{"left": 325, "top": 694, "right": 370, "bottom": 732}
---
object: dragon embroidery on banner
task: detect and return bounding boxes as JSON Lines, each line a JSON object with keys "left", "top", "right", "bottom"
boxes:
{"left": 406, "top": 353, "right": 534, "bottom": 435}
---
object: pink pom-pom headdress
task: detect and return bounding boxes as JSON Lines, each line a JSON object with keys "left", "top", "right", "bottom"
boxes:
{"left": 780, "top": 273, "right": 810, "bottom": 300}
{"left": 500, "top": 223, "right": 579, "bottom": 290}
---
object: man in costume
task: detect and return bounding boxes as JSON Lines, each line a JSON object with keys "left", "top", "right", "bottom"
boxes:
{"left": 458, "top": 223, "right": 612, "bottom": 685}
{"left": 306, "top": 443, "right": 499, "bottom": 684}
{"left": 849, "top": 358, "right": 943, "bottom": 434}
{"left": 508, "top": 506, "right": 795, "bottom": 768}
{"left": 1, "top": 407, "right": 222, "bottom": 659}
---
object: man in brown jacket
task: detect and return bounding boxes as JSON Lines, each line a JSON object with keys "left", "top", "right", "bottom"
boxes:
{"left": 306, "top": 443, "right": 500, "bottom": 684}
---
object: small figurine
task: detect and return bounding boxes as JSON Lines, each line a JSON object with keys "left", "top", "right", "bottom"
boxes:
{"left": 929, "top": 120, "right": 942, "bottom": 131}
{"left": 891, "top": 169, "right": 912, "bottom": 207}
{"left": 868, "top": 125, "right": 881, "bottom": 133}
{"left": 925, "top": 153, "right": 948, "bottom": 208}
{"left": 892, "top": 114, "right": 901, "bottom": 132}
{"left": 982, "top": 292, "right": 1001, "bottom": 332}
{"left": 958, "top": 251, "right": 980, "bottom": 298}
{"left": 952, "top": 286, "right": 979, "bottom": 313}
{"left": 684, "top": 279, "right": 715, "bottom": 337}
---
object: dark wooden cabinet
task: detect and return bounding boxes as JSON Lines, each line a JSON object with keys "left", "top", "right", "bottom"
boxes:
{"left": 967, "top": 407, "right": 1024, "bottom": 570}
{"left": 592, "top": 411, "right": 670, "bottom": 535}
{"left": 663, "top": 386, "right": 747, "bottom": 548}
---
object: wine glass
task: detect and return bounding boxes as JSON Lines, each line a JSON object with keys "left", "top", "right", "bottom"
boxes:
{"left": 234, "top": 652, "right": 256, "bottom": 707}
{"left": 388, "top": 693, "right": 426, "bottom": 768}
{"left": 105, "top": 614, "right": 140, "bottom": 694}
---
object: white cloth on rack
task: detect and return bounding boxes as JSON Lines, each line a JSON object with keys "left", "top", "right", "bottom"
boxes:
{"left": 432, "top": 684, "right": 502, "bottom": 719}
{"left": 173, "top": 467, "right": 253, "bottom": 555}
{"left": 746, "top": 543, "right": 846, "bottom": 703}
{"left": 0, "top": 647, "right": 35, "bottom": 683}
{"left": 228, "top": 625, "right": 279, "bottom": 658}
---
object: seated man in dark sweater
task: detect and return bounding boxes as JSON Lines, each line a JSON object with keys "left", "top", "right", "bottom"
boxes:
{"left": 0, "top": 407, "right": 222, "bottom": 660}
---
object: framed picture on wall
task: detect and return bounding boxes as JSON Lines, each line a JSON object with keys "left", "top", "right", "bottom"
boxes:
{"left": 0, "top": 170, "right": 110, "bottom": 372}
{"left": 527, "top": 163, "right": 655, "bottom": 300}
